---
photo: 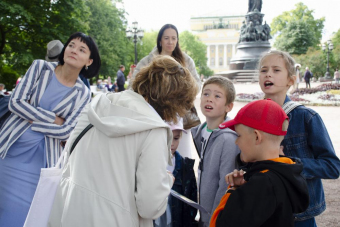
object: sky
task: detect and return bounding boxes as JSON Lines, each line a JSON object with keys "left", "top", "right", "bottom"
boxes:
{"left": 120, "top": 0, "right": 339, "bottom": 42}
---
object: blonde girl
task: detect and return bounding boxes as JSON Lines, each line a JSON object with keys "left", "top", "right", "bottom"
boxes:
{"left": 258, "top": 50, "right": 340, "bottom": 227}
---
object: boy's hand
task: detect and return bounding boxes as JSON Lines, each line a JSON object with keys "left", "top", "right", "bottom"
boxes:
{"left": 225, "top": 169, "right": 246, "bottom": 187}
{"left": 167, "top": 171, "right": 175, "bottom": 183}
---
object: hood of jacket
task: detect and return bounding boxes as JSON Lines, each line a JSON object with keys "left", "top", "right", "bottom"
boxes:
{"left": 88, "top": 90, "right": 170, "bottom": 138}
{"left": 244, "top": 157, "right": 309, "bottom": 214}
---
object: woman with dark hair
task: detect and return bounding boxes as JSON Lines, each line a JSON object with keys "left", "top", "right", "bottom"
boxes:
{"left": 0, "top": 32, "right": 101, "bottom": 227}
{"left": 48, "top": 55, "right": 198, "bottom": 227}
{"left": 131, "top": 24, "right": 201, "bottom": 159}
{"left": 132, "top": 24, "right": 199, "bottom": 84}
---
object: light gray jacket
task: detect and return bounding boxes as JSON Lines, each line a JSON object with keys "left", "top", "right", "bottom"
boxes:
{"left": 48, "top": 91, "right": 173, "bottom": 227}
{"left": 191, "top": 117, "right": 240, "bottom": 226}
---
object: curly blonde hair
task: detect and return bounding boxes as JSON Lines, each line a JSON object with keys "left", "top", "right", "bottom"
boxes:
{"left": 132, "top": 55, "right": 198, "bottom": 123}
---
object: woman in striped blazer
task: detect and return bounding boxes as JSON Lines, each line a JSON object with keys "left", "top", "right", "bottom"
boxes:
{"left": 0, "top": 32, "right": 101, "bottom": 227}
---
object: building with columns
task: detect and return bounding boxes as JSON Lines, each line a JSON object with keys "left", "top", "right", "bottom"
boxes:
{"left": 190, "top": 15, "right": 244, "bottom": 74}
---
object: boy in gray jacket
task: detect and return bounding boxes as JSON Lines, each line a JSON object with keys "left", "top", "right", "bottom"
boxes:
{"left": 191, "top": 76, "right": 240, "bottom": 227}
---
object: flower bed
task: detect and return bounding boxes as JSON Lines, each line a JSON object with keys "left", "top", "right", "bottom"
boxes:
{"left": 235, "top": 83, "right": 340, "bottom": 106}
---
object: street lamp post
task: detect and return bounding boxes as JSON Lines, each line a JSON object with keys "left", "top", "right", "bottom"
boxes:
{"left": 126, "top": 21, "right": 144, "bottom": 65}
{"left": 322, "top": 40, "right": 333, "bottom": 80}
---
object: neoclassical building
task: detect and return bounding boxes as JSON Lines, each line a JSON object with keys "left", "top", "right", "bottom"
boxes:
{"left": 190, "top": 15, "right": 244, "bottom": 74}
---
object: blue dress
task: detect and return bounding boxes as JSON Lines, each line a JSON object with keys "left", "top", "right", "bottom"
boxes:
{"left": 0, "top": 74, "right": 72, "bottom": 226}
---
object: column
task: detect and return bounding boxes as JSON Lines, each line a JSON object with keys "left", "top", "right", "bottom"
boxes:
{"left": 224, "top": 44, "right": 227, "bottom": 67}
{"left": 215, "top": 44, "right": 218, "bottom": 68}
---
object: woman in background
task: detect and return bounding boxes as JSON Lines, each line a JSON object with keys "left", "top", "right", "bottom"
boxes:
{"left": 131, "top": 24, "right": 201, "bottom": 159}
{"left": 0, "top": 32, "right": 101, "bottom": 227}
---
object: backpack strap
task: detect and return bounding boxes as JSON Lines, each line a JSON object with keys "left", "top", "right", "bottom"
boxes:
{"left": 282, "top": 101, "right": 303, "bottom": 115}
{"left": 70, "top": 124, "right": 94, "bottom": 155}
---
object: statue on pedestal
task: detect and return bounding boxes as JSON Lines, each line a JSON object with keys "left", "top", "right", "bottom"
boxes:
{"left": 263, "top": 21, "right": 272, "bottom": 40}
{"left": 248, "top": 0, "right": 262, "bottom": 13}
{"left": 239, "top": 21, "right": 247, "bottom": 42}
{"left": 224, "top": 0, "right": 272, "bottom": 78}
{"left": 245, "top": 21, "right": 256, "bottom": 42}
{"left": 255, "top": 21, "right": 266, "bottom": 41}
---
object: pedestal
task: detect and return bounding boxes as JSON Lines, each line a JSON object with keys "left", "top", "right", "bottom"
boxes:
{"left": 229, "top": 41, "right": 271, "bottom": 70}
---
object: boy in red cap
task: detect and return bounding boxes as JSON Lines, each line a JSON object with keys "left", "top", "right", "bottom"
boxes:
{"left": 210, "top": 99, "right": 309, "bottom": 227}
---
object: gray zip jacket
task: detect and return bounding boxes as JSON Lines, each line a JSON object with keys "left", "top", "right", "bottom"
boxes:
{"left": 191, "top": 117, "right": 240, "bottom": 226}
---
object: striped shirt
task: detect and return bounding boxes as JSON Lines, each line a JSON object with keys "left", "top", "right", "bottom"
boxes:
{"left": 0, "top": 60, "right": 91, "bottom": 167}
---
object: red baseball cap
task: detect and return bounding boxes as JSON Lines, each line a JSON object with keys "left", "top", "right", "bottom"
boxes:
{"left": 219, "top": 99, "right": 289, "bottom": 136}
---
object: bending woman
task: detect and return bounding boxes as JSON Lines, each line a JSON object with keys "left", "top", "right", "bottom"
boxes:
{"left": 131, "top": 24, "right": 201, "bottom": 158}
{"left": 48, "top": 55, "right": 199, "bottom": 226}
{"left": 0, "top": 32, "right": 101, "bottom": 227}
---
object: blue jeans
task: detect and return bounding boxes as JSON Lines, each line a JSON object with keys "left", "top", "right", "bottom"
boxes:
{"left": 294, "top": 217, "right": 317, "bottom": 227}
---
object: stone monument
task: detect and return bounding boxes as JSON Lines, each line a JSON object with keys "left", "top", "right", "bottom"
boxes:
{"left": 219, "top": 0, "right": 272, "bottom": 82}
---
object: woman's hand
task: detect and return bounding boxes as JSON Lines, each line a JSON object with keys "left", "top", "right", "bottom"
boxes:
{"left": 225, "top": 169, "right": 246, "bottom": 187}
{"left": 54, "top": 115, "right": 65, "bottom": 125}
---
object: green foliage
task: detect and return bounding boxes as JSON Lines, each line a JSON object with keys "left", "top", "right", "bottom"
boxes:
{"left": 274, "top": 21, "right": 316, "bottom": 55}
{"left": 136, "top": 31, "right": 158, "bottom": 63}
{"left": 179, "top": 31, "right": 214, "bottom": 76}
{"left": 271, "top": 2, "right": 325, "bottom": 54}
{"left": 0, "top": 0, "right": 89, "bottom": 74}
{"left": 1, "top": 1, "right": 214, "bottom": 82}
{"left": 331, "top": 29, "right": 340, "bottom": 70}
{"left": 86, "top": 0, "right": 129, "bottom": 79}
{"left": 293, "top": 46, "right": 332, "bottom": 80}
{"left": 0, "top": 64, "right": 19, "bottom": 90}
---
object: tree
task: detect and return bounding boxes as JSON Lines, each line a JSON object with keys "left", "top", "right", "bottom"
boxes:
{"left": 179, "top": 31, "right": 214, "bottom": 76}
{"left": 0, "top": 65, "right": 19, "bottom": 90}
{"left": 0, "top": 0, "right": 89, "bottom": 74}
{"left": 86, "top": 0, "right": 130, "bottom": 79}
{"left": 331, "top": 29, "right": 340, "bottom": 69}
{"left": 274, "top": 20, "right": 316, "bottom": 55}
{"left": 271, "top": 2, "right": 324, "bottom": 55}
{"left": 136, "top": 31, "right": 158, "bottom": 63}
{"left": 293, "top": 45, "right": 334, "bottom": 80}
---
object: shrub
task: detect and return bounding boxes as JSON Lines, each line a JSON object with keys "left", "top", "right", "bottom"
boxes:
{"left": 318, "top": 94, "right": 340, "bottom": 101}
{"left": 291, "top": 83, "right": 340, "bottom": 95}
{"left": 288, "top": 94, "right": 310, "bottom": 102}
{"left": 0, "top": 65, "right": 20, "bottom": 91}
{"left": 237, "top": 92, "right": 264, "bottom": 100}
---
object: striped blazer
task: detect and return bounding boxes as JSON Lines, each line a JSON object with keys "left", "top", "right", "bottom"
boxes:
{"left": 0, "top": 60, "right": 91, "bottom": 167}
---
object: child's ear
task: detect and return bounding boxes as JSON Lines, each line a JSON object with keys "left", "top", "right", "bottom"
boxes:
{"left": 225, "top": 102, "right": 234, "bottom": 113}
{"left": 288, "top": 75, "right": 295, "bottom": 87}
{"left": 254, "top": 129, "right": 262, "bottom": 145}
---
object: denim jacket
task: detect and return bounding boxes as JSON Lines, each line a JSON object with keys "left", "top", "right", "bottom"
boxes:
{"left": 281, "top": 96, "right": 340, "bottom": 221}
